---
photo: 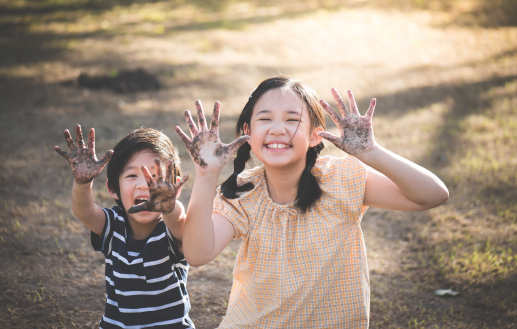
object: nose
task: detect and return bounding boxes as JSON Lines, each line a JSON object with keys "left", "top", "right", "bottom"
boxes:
{"left": 135, "top": 174, "right": 149, "bottom": 189}
{"left": 269, "top": 120, "right": 287, "bottom": 136}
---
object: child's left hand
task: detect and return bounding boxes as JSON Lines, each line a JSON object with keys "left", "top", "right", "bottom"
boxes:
{"left": 319, "top": 88, "right": 377, "bottom": 156}
{"left": 127, "top": 158, "right": 189, "bottom": 214}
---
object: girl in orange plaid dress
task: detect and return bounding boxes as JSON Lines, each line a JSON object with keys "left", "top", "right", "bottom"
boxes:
{"left": 175, "top": 76, "right": 449, "bottom": 328}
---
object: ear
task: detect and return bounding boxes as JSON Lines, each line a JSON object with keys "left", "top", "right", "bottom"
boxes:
{"left": 309, "top": 126, "right": 324, "bottom": 147}
{"left": 243, "top": 123, "right": 250, "bottom": 143}
{"left": 175, "top": 176, "right": 183, "bottom": 198}
{"left": 106, "top": 179, "right": 119, "bottom": 200}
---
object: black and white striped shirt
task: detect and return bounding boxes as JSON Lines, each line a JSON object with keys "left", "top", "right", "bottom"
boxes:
{"left": 91, "top": 206, "right": 194, "bottom": 329}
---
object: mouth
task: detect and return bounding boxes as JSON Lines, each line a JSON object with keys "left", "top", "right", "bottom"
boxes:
{"left": 134, "top": 197, "right": 148, "bottom": 206}
{"left": 265, "top": 143, "right": 292, "bottom": 150}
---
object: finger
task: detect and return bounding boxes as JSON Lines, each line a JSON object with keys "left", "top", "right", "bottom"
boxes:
{"left": 318, "top": 131, "right": 343, "bottom": 148}
{"left": 165, "top": 159, "right": 174, "bottom": 183}
{"left": 319, "top": 100, "right": 341, "bottom": 127}
{"left": 366, "top": 98, "right": 376, "bottom": 120}
{"left": 175, "top": 126, "right": 192, "bottom": 147}
{"left": 226, "top": 135, "right": 250, "bottom": 155}
{"left": 75, "top": 125, "right": 85, "bottom": 148}
{"left": 128, "top": 202, "right": 149, "bottom": 214}
{"left": 184, "top": 111, "right": 199, "bottom": 136}
{"left": 64, "top": 129, "right": 77, "bottom": 152}
{"left": 87, "top": 128, "right": 95, "bottom": 149}
{"left": 209, "top": 101, "right": 220, "bottom": 136}
{"left": 347, "top": 90, "right": 360, "bottom": 116}
{"left": 141, "top": 165, "right": 154, "bottom": 186}
{"left": 195, "top": 100, "right": 208, "bottom": 132}
{"left": 330, "top": 88, "right": 351, "bottom": 117}
{"left": 174, "top": 174, "right": 189, "bottom": 189}
{"left": 54, "top": 146, "right": 70, "bottom": 160}
{"left": 97, "top": 150, "right": 114, "bottom": 168}
{"left": 154, "top": 158, "right": 164, "bottom": 182}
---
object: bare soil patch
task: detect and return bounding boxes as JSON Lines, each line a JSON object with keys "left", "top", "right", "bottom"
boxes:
{"left": 1, "top": 1, "right": 516, "bottom": 328}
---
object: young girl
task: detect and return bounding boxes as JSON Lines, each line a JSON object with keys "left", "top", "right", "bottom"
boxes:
{"left": 175, "top": 76, "right": 449, "bottom": 328}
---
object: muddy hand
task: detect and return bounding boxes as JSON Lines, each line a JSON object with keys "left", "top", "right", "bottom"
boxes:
{"left": 54, "top": 125, "right": 114, "bottom": 184}
{"left": 128, "top": 159, "right": 189, "bottom": 214}
{"left": 175, "top": 100, "right": 249, "bottom": 170}
{"left": 318, "top": 89, "right": 377, "bottom": 156}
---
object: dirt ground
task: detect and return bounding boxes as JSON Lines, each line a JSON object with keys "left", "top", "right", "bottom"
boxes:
{"left": 1, "top": 0, "right": 516, "bottom": 328}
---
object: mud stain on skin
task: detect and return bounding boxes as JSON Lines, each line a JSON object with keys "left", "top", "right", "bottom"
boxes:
{"left": 319, "top": 90, "right": 376, "bottom": 156}
{"left": 55, "top": 125, "right": 113, "bottom": 185}
{"left": 128, "top": 160, "right": 188, "bottom": 214}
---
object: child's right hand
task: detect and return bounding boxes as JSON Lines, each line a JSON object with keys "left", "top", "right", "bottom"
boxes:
{"left": 175, "top": 100, "right": 249, "bottom": 173}
{"left": 54, "top": 125, "right": 114, "bottom": 185}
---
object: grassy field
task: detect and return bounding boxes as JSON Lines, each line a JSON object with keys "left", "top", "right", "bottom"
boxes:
{"left": 0, "top": 0, "right": 516, "bottom": 328}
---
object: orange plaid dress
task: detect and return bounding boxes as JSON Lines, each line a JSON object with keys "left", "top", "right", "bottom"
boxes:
{"left": 214, "top": 155, "right": 369, "bottom": 328}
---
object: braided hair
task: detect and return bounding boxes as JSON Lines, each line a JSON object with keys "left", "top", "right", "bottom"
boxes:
{"left": 221, "top": 76, "right": 326, "bottom": 213}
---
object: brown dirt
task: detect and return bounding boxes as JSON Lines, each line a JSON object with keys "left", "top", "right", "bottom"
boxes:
{"left": 1, "top": 1, "right": 516, "bottom": 328}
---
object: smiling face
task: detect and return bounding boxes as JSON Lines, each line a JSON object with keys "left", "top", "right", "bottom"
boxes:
{"left": 107, "top": 150, "right": 163, "bottom": 230}
{"left": 244, "top": 88, "right": 323, "bottom": 171}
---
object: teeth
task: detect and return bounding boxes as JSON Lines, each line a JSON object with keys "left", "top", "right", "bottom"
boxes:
{"left": 135, "top": 198, "right": 148, "bottom": 205}
{"left": 267, "top": 144, "right": 289, "bottom": 149}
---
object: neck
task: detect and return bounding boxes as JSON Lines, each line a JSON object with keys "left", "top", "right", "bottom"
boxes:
{"left": 263, "top": 160, "right": 306, "bottom": 205}
{"left": 128, "top": 217, "right": 161, "bottom": 240}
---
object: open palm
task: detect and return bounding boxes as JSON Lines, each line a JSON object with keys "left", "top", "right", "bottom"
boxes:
{"left": 54, "top": 125, "right": 113, "bottom": 184}
{"left": 175, "top": 100, "right": 249, "bottom": 172}
{"left": 128, "top": 158, "right": 188, "bottom": 214}
{"left": 319, "top": 88, "right": 377, "bottom": 156}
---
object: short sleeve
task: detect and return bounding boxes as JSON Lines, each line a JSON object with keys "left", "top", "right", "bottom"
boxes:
{"left": 340, "top": 156, "right": 368, "bottom": 221}
{"left": 315, "top": 156, "right": 368, "bottom": 223}
{"left": 91, "top": 206, "right": 120, "bottom": 255}
{"left": 213, "top": 187, "right": 250, "bottom": 240}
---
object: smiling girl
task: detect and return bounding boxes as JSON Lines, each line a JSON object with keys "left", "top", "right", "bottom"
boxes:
{"left": 176, "top": 76, "right": 449, "bottom": 328}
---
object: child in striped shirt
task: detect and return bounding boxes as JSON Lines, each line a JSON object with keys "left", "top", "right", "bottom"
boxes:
{"left": 55, "top": 126, "right": 194, "bottom": 328}
{"left": 175, "top": 76, "right": 449, "bottom": 328}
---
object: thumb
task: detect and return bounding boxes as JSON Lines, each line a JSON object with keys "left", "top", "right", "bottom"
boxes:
{"left": 127, "top": 202, "right": 149, "bottom": 214}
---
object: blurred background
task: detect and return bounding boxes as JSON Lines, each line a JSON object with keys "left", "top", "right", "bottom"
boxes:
{"left": 0, "top": 0, "right": 516, "bottom": 327}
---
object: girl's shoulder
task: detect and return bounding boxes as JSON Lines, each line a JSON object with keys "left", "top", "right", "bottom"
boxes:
{"left": 313, "top": 155, "right": 367, "bottom": 183}
{"left": 235, "top": 165, "right": 266, "bottom": 188}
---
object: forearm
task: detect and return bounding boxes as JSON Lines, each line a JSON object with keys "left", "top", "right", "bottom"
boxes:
{"left": 163, "top": 201, "right": 186, "bottom": 242}
{"left": 71, "top": 181, "right": 105, "bottom": 234}
{"left": 71, "top": 181, "right": 97, "bottom": 219}
{"left": 357, "top": 145, "right": 449, "bottom": 208}
{"left": 183, "top": 172, "right": 220, "bottom": 266}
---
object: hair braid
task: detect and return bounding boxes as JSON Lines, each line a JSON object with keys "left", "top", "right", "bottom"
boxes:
{"left": 221, "top": 142, "right": 254, "bottom": 199}
{"left": 296, "top": 142, "right": 324, "bottom": 213}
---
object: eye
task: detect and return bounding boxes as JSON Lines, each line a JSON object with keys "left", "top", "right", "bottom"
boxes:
{"left": 257, "top": 117, "right": 271, "bottom": 121}
{"left": 287, "top": 118, "right": 300, "bottom": 122}
{"left": 125, "top": 174, "right": 137, "bottom": 178}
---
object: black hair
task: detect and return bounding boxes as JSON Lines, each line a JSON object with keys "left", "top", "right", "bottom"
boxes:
{"left": 220, "top": 76, "right": 326, "bottom": 213}
{"left": 107, "top": 128, "right": 182, "bottom": 213}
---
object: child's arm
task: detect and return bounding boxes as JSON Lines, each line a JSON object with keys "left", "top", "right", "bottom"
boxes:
{"left": 127, "top": 158, "right": 189, "bottom": 245}
{"left": 175, "top": 101, "right": 249, "bottom": 266}
{"left": 319, "top": 89, "right": 449, "bottom": 211}
{"left": 54, "top": 125, "right": 113, "bottom": 235}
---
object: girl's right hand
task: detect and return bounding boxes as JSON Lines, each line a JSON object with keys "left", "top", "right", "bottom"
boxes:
{"left": 54, "top": 125, "right": 114, "bottom": 185}
{"left": 175, "top": 100, "right": 249, "bottom": 173}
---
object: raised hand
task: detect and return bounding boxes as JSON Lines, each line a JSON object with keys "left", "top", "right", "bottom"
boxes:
{"left": 54, "top": 125, "right": 113, "bottom": 185}
{"left": 175, "top": 100, "right": 249, "bottom": 171}
{"left": 128, "top": 158, "right": 189, "bottom": 214}
{"left": 319, "top": 88, "right": 377, "bottom": 156}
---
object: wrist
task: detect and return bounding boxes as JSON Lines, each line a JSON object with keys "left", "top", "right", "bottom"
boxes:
{"left": 353, "top": 143, "right": 382, "bottom": 164}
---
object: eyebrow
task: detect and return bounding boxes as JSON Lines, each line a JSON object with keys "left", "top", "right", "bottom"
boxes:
{"left": 255, "top": 109, "right": 302, "bottom": 116}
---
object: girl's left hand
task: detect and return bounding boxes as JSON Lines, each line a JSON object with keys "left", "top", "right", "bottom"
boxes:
{"left": 128, "top": 158, "right": 189, "bottom": 214}
{"left": 319, "top": 88, "right": 377, "bottom": 156}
